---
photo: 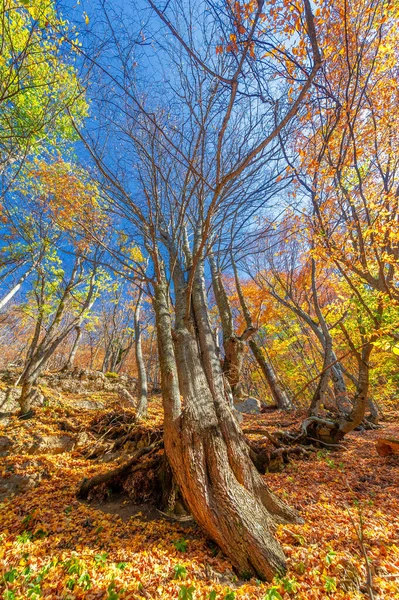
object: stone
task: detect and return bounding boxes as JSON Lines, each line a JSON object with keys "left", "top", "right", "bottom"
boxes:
{"left": 27, "top": 434, "right": 75, "bottom": 455}
{"left": 0, "top": 386, "right": 20, "bottom": 413}
{"left": 117, "top": 386, "right": 135, "bottom": 407}
{"left": 70, "top": 398, "right": 104, "bottom": 411}
{"left": 100, "top": 452, "right": 120, "bottom": 463}
{"left": 0, "top": 473, "right": 42, "bottom": 501}
{"left": 0, "top": 435, "right": 13, "bottom": 457}
{"left": 234, "top": 396, "right": 262, "bottom": 414}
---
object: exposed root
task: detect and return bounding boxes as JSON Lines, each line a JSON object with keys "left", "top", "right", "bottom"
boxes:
{"left": 271, "top": 416, "right": 343, "bottom": 448}
{"left": 247, "top": 437, "right": 312, "bottom": 473}
{"left": 82, "top": 411, "right": 163, "bottom": 459}
{"left": 355, "top": 417, "right": 382, "bottom": 431}
{"left": 77, "top": 440, "right": 162, "bottom": 500}
{"left": 306, "top": 437, "right": 346, "bottom": 449}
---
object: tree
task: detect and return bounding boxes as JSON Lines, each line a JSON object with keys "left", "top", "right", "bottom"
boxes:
{"left": 72, "top": 0, "right": 321, "bottom": 579}
{"left": 134, "top": 287, "right": 149, "bottom": 419}
{"left": 0, "top": 0, "right": 87, "bottom": 188}
{"left": 231, "top": 255, "right": 295, "bottom": 411}
{"left": 276, "top": 0, "right": 399, "bottom": 440}
{"left": 16, "top": 250, "right": 101, "bottom": 414}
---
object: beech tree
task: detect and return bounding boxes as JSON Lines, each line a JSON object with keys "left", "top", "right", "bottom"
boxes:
{"left": 71, "top": 0, "right": 322, "bottom": 579}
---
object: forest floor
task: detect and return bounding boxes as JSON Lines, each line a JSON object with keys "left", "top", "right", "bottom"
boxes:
{"left": 0, "top": 387, "right": 398, "bottom": 600}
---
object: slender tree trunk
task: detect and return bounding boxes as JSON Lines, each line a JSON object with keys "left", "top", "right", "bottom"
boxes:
{"left": 102, "top": 344, "right": 111, "bottom": 372}
{"left": 331, "top": 359, "right": 352, "bottom": 413}
{"left": 308, "top": 333, "right": 333, "bottom": 416}
{"left": 309, "top": 257, "right": 334, "bottom": 416}
{"left": 231, "top": 256, "right": 294, "bottom": 410}
{"left": 91, "top": 342, "right": 101, "bottom": 370}
{"left": 367, "top": 397, "right": 379, "bottom": 423}
{"left": 18, "top": 302, "right": 96, "bottom": 413}
{"left": 153, "top": 261, "right": 301, "bottom": 581}
{"left": 209, "top": 254, "right": 246, "bottom": 399}
{"left": 336, "top": 343, "right": 372, "bottom": 438}
{"left": 61, "top": 325, "right": 82, "bottom": 372}
{"left": 134, "top": 289, "right": 148, "bottom": 419}
{"left": 0, "top": 264, "right": 35, "bottom": 311}
{"left": 265, "top": 280, "right": 351, "bottom": 411}
{"left": 249, "top": 339, "right": 294, "bottom": 410}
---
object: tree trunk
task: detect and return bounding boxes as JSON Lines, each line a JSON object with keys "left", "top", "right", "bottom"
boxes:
{"left": 231, "top": 255, "right": 294, "bottom": 410}
{"left": 61, "top": 325, "right": 82, "bottom": 372}
{"left": 19, "top": 378, "right": 36, "bottom": 416}
{"left": 331, "top": 360, "right": 352, "bottom": 413}
{"left": 223, "top": 336, "right": 245, "bottom": 398}
{"left": 209, "top": 254, "right": 245, "bottom": 399}
{"left": 367, "top": 398, "right": 379, "bottom": 423}
{"left": 337, "top": 343, "right": 372, "bottom": 437}
{"left": 154, "top": 266, "right": 301, "bottom": 581}
{"left": 265, "top": 280, "right": 351, "bottom": 411}
{"left": 308, "top": 257, "right": 335, "bottom": 416}
{"left": 134, "top": 289, "right": 148, "bottom": 419}
{"left": 0, "top": 264, "right": 35, "bottom": 311}
{"left": 308, "top": 332, "right": 333, "bottom": 416}
{"left": 249, "top": 339, "right": 294, "bottom": 411}
{"left": 309, "top": 343, "right": 373, "bottom": 444}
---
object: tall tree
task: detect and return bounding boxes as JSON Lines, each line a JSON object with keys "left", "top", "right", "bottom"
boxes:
{"left": 73, "top": 0, "right": 321, "bottom": 579}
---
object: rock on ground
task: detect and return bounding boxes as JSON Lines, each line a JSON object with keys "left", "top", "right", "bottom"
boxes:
{"left": 234, "top": 397, "right": 262, "bottom": 414}
{"left": 27, "top": 434, "right": 76, "bottom": 455}
{"left": 0, "top": 435, "right": 13, "bottom": 456}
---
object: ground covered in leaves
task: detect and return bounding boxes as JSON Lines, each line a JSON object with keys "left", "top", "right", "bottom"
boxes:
{"left": 0, "top": 389, "right": 398, "bottom": 599}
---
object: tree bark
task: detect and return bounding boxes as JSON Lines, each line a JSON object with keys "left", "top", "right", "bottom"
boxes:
{"left": 337, "top": 343, "right": 372, "bottom": 438}
{"left": 308, "top": 332, "right": 333, "bottom": 416}
{"left": 61, "top": 325, "right": 82, "bottom": 372}
{"left": 231, "top": 256, "right": 294, "bottom": 410}
{"left": 17, "top": 260, "right": 97, "bottom": 414}
{"left": 134, "top": 288, "right": 148, "bottom": 419}
{"left": 263, "top": 277, "right": 351, "bottom": 412}
{"left": 249, "top": 339, "right": 294, "bottom": 411}
{"left": 0, "top": 263, "right": 35, "bottom": 311}
{"left": 209, "top": 254, "right": 245, "bottom": 399}
{"left": 153, "top": 261, "right": 301, "bottom": 581}
{"left": 308, "top": 342, "right": 373, "bottom": 444}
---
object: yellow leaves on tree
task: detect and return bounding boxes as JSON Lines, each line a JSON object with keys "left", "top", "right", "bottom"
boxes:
{"left": 24, "top": 159, "right": 106, "bottom": 242}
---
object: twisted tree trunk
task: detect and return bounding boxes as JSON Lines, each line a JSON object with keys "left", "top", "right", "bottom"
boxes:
{"left": 153, "top": 261, "right": 301, "bottom": 581}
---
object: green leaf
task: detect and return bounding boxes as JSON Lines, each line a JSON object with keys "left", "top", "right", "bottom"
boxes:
{"left": 263, "top": 587, "right": 283, "bottom": 600}
{"left": 173, "top": 564, "right": 187, "bottom": 580}
{"left": 178, "top": 585, "right": 195, "bottom": 600}
{"left": 173, "top": 537, "right": 188, "bottom": 552}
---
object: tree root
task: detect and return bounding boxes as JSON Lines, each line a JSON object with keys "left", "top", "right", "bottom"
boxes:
{"left": 247, "top": 438, "right": 312, "bottom": 473}
{"left": 271, "top": 416, "right": 344, "bottom": 447}
{"left": 355, "top": 417, "right": 382, "bottom": 431}
{"left": 82, "top": 411, "right": 163, "bottom": 459}
{"left": 77, "top": 440, "right": 162, "bottom": 500}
